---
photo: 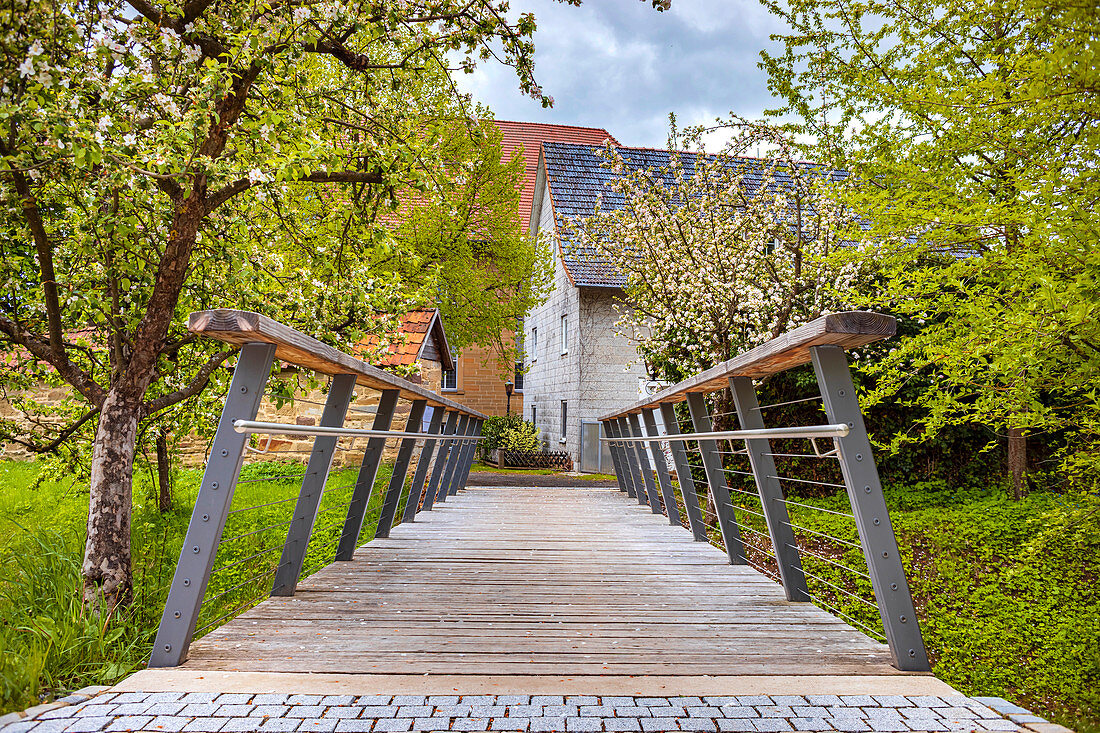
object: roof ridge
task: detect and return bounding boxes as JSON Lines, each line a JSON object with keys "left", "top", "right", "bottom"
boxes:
{"left": 542, "top": 140, "right": 822, "bottom": 167}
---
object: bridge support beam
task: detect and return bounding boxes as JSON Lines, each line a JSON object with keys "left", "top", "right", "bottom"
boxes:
{"left": 375, "top": 399, "right": 427, "bottom": 537}
{"left": 437, "top": 414, "right": 471, "bottom": 503}
{"left": 336, "top": 389, "right": 399, "bottom": 561}
{"left": 617, "top": 417, "right": 648, "bottom": 506}
{"left": 686, "top": 392, "right": 746, "bottom": 565}
{"left": 272, "top": 373, "right": 357, "bottom": 597}
{"left": 811, "top": 345, "right": 930, "bottom": 672}
{"left": 402, "top": 407, "right": 446, "bottom": 522}
{"left": 423, "top": 411, "right": 460, "bottom": 511}
{"left": 729, "top": 376, "right": 810, "bottom": 602}
{"left": 601, "top": 421, "right": 629, "bottom": 494}
{"left": 641, "top": 408, "right": 681, "bottom": 525}
{"left": 659, "top": 403, "right": 707, "bottom": 541}
{"left": 604, "top": 420, "right": 635, "bottom": 498}
{"left": 627, "top": 413, "right": 663, "bottom": 515}
{"left": 150, "top": 342, "right": 276, "bottom": 667}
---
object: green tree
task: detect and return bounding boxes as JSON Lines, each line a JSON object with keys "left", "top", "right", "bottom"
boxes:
{"left": 760, "top": 0, "right": 1100, "bottom": 496}
{"left": 385, "top": 118, "right": 554, "bottom": 369}
{"left": 0, "top": 0, "right": 667, "bottom": 609}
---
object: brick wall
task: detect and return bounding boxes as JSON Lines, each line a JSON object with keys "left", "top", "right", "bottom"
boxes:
{"left": 442, "top": 341, "right": 524, "bottom": 418}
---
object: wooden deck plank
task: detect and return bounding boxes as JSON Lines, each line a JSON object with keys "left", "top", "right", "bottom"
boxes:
{"left": 183, "top": 487, "right": 910, "bottom": 677}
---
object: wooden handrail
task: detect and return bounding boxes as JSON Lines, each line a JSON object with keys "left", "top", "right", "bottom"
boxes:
{"left": 189, "top": 309, "right": 487, "bottom": 419}
{"left": 598, "top": 311, "right": 895, "bottom": 420}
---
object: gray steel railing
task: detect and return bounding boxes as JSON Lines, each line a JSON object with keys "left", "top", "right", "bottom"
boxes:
{"left": 597, "top": 311, "right": 930, "bottom": 672}
{"left": 149, "top": 310, "right": 485, "bottom": 667}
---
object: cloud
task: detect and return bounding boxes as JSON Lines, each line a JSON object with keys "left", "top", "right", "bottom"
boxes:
{"left": 457, "top": 0, "right": 787, "bottom": 148}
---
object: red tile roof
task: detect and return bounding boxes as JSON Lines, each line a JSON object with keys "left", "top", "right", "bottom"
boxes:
{"left": 492, "top": 120, "right": 619, "bottom": 227}
{"left": 356, "top": 309, "right": 453, "bottom": 371}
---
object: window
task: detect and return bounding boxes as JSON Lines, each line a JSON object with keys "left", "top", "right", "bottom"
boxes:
{"left": 442, "top": 358, "right": 458, "bottom": 391}
{"left": 531, "top": 404, "right": 537, "bottom": 426}
{"left": 530, "top": 326, "right": 537, "bottom": 362}
{"left": 560, "top": 400, "right": 567, "bottom": 442}
{"left": 560, "top": 314, "right": 569, "bottom": 355}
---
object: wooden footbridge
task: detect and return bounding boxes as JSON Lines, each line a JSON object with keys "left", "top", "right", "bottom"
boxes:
{"left": 129, "top": 309, "right": 954, "bottom": 698}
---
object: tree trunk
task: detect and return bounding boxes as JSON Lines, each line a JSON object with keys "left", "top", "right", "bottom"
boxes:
{"left": 156, "top": 432, "right": 173, "bottom": 513}
{"left": 83, "top": 389, "right": 141, "bottom": 610}
{"left": 1008, "top": 427, "right": 1028, "bottom": 500}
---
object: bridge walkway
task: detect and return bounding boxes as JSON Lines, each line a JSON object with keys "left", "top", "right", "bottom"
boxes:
{"left": 171, "top": 486, "right": 904, "bottom": 679}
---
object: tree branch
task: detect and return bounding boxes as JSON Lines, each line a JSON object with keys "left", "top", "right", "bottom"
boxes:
{"left": 0, "top": 407, "right": 101, "bottom": 454}
{"left": 144, "top": 349, "right": 232, "bottom": 414}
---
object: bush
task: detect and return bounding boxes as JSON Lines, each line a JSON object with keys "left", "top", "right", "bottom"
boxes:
{"left": 479, "top": 414, "right": 528, "bottom": 457}
{"left": 498, "top": 422, "right": 541, "bottom": 453}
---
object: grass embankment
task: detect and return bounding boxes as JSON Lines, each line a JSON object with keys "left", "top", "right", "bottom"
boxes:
{"left": 721, "top": 482, "right": 1100, "bottom": 733}
{"left": 0, "top": 459, "right": 395, "bottom": 716}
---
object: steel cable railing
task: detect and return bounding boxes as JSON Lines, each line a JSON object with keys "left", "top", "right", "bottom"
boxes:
{"left": 151, "top": 311, "right": 487, "bottom": 667}
{"left": 597, "top": 311, "right": 930, "bottom": 672}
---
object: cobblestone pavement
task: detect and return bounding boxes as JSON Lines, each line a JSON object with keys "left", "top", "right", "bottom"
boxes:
{"left": 0, "top": 693, "right": 1063, "bottom": 733}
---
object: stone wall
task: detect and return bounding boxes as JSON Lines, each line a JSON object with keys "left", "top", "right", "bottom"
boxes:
{"left": 4, "top": 358, "right": 449, "bottom": 473}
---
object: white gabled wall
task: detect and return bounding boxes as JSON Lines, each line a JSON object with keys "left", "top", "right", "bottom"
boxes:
{"left": 524, "top": 163, "right": 647, "bottom": 469}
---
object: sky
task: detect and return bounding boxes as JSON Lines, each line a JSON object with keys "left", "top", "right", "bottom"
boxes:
{"left": 457, "top": 0, "right": 790, "bottom": 149}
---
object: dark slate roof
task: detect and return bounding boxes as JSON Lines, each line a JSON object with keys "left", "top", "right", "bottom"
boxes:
{"left": 542, "top": 142, "right": 846, "bottom": 288}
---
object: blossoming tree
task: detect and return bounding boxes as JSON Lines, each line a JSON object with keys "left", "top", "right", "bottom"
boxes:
{"left": 0, "top": 0, "right": 668, "bottom": 609}
{"left": 568, "top": 118, "right": 863, "bottom": 383}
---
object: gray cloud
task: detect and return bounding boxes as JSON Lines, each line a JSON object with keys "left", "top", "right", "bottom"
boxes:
{"left": 458, "top": 0, "right": 787, "bottom": 147}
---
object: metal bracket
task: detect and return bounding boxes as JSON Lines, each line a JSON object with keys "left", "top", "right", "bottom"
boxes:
{"left": 401, "top": 406, "right": 445, "bottom": 522}
{"left": 686, "top": 392, "right": 746, "bottom": 565}
{"left": 658, "top": 403, "right": 708, "bottom": 540}
{"left": 375, "top": 399, "right": 427, "bottom": 537}
{"left": 271, "top": 373, "right": 357, "bottom": 597}
{"left": 149, "top": 342, "right": 277, "bottom": 667}
{"left": 336, "top": 389, "right": 399, "bottom": 561}
{"left": 729, "top": 376, "right": 810, "bottom": 602}
{"left": 811, "top": 345, "right": 930, "bottom": 671}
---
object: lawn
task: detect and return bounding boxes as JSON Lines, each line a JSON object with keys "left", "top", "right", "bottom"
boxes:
{"left": 0, "top": 459, "right": 396, "bottom": 716}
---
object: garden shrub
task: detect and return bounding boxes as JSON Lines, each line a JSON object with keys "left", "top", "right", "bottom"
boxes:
{"left": 498, "top": 422, "right": 541, "bottom": 453}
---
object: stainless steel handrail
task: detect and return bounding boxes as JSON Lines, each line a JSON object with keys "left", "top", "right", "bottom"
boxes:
{"left": 232, "top": 419, "right": 484, "bottom": 441}
{"left": 601, "top": 423, "right": 850, "bottom": 443}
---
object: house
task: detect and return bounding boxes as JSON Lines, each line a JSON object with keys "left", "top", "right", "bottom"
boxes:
{"left": 439, "top": 121, "right": 619, "bottom": 418}
{"left": 521, "top": 141, "right": 655, "bottom": 472}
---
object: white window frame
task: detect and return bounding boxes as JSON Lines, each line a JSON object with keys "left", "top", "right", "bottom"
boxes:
{"left": 441, "top": 358, "right": 458, "bottom": 392}
{"left": 560, "top": 400, "right": 567, "bottom": 443}
{"left": 530, "top": 326, "right": 538, "bottom": 363}
{"left": 560, "top": 314, "right": 569, "bottom": 355}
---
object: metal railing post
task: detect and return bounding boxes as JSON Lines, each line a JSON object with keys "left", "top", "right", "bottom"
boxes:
{"left": 617, "top": 416, "right": 648, "bottom": 506}
{"left": 627, "top": 413, "right": 663, "bottom": 514}
{"left": 271, "top": 373, "right": 357, "bottom": 597}
{"left": 810, "top": 345, "right": 930, "bottom": 671}
{"left": 659, "top": 402, "right": 708, "bottom": 541}
{"left": 640, "top": 409, "right": 680, "bottom": 523}
{"left": 686, "top": 392, "right": 746, "bottom": 565}
{"left": 446, "top": 416, "right": 478, "bottom": 496}
{"left": 604, "top": 420, "right": 636, "bottom": 498}
{"left": 423, "top": 410, "right": 459, "bottom": 510}
{"left": 150, "top": 342, "right": 276, "bottom": 667}
{"left": 601, "top": 421, "right": 629, "bottom": 494}
{"left": 401, "top": 407, "right": 445, "bottom": 522}
{"left": 451, "top": 418, "right": 482, "bottom": 493}
{"left": 336, "top": 388, "right": 399, "bottom": 561}
{"left": 729, "top": 376, "right": 810, "bottom": 602}
{"left": 437, "top": 414, "right": 470, "bottom": 503}
{"left": 375, "top": 399, "right": 427, "bottom": 538}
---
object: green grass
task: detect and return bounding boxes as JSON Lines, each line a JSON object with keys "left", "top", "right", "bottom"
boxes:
{"left": 0, "top": 459, "right": 397, "bottom": 716}
{"left": 705, "top": 480, "right": 1100, "bottom": 733}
